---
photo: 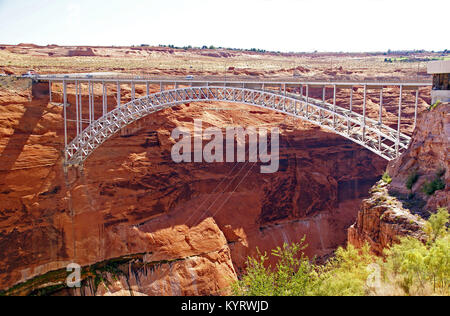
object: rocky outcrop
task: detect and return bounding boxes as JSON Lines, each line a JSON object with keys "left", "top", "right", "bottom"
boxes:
{"left": 349, "top": 103, "right": 449, "bottom": 254}
{"left": 388, "top": 103, "right": 449, "bottom": 213}
{"left": 348, "top": 180, "right": 426, "bottom": 255}
{"left": 68, "top": 48, "right": 96, "bottom": 57}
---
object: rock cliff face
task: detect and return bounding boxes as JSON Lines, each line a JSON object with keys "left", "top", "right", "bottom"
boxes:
{"left": 349, "top": 104, "right": 449, "bottom": 254}
{"left": 0, "top": 78, "right": 420, "bottom": 295}
{"left": 387, "top": 103, "right": 449, "bottom": 213}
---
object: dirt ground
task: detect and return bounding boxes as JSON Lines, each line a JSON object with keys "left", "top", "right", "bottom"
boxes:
{"left": 0, "top": 44, "right": 445, "bottom": 81}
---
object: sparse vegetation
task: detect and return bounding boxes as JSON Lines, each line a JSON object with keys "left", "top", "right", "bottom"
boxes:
{"left": 232, "top": 208, "right": 449, "bottom": 296}
{"left": 422, "top": 169, "right": 446, "bottom": 196}
{"left": 382, "top": 172, "right": 392, "bottom": 184}
{"left": 406, "top": 170, "right": 419, "bottom": 190}
{"left": 422, "top": 178, "right": 445, "bottom": 196}
{"left": 428, "top": 100, "right": 441, "bottom": 111}
{"left": 436, "top": 167, "right": 446, "bottom": 178}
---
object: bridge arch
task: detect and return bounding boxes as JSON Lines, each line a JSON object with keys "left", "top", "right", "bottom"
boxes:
{"left": 65, "top": 86, "right": 411, "bottom": 166}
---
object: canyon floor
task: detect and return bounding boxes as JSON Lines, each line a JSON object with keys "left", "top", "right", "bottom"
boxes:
{"left": 0, "top": 45, "right": 447, "bottom": 296}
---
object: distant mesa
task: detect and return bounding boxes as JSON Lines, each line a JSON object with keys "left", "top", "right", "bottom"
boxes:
{"left": 68, "top": 47, "right": 96, "bottom": 57}
{"left": 17, "top": 43, "right": 40, "bottom": 48}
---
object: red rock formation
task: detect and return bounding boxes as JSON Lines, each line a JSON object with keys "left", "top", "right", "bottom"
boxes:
{"left": 388, "top": 103, "right": 449, "bottom": 212}
{"left": 0, "top": 79, "right": 400, "bottom": 295}
{"left": 349, "top": 103, "right": 449, "bottom": 254}
{"left": 68, "top": 48, "right": 96, "bottom": 57}
{"left": 348, "top": 181, "right": 426, "bottom": 255}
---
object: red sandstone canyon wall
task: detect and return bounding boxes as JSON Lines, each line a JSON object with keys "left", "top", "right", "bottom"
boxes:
{"left": 1, "top": 78, "right": 431, "bottom": 295}
{"left": 349, "top": 104, "right": 449, "bottom": 255}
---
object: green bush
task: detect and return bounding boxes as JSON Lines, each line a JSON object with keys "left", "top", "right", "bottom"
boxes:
{"left": 232, "top": 208, "right": 449, "bottom": 296}
{"left": 406, "top": 171, "right": 419, "bottom": 190}
{"left": 383, "top": 208, "right": 449, "bottom": 295}
{"left": 436, "top": 167, "right": 446, "bottom": 178}
{"left": 382, "top": 172, "right": 392, "bottom": 184}
{"left": 428, "top": 100, "right": 441, "bottom": 111}
{"left": 313, "top": 244, "right": 374, "bottom": 296}
{"left": 422, "top": 178, "right": 445, "bottom": 196}
{"left": 231, "top": 237, "right": 317, "bottom": 296}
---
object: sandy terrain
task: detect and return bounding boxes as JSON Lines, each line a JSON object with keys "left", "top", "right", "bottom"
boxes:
{"left": 0, "top": 44, "right": 443, "bottom": 81}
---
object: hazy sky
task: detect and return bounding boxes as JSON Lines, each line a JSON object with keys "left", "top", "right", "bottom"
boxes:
{"left": 0, "top": 0, "right": 448, "bottom": 52}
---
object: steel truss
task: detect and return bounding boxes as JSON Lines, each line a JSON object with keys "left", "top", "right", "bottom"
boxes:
{"left": 65, "top": 86, "right": 412, "bottom": 166}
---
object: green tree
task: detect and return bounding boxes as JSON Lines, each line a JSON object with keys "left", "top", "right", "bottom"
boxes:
{"left": 232, "top": 237, "right": 316, "bottom": 296}
{"left": 383, "top": 208, "right": 449, "bottom": 295}
{"left": 313, "top": 243, "right": 374, "bottom": 296}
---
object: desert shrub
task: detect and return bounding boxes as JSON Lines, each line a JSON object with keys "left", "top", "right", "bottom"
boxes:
{"left": 382, "top": 172, "right": 392, "bottom": 184}
{"left": 231, "top": 237, "right": 317, "bottom": 296}
{"left": 422, "top": 178, "right": 445, "bottom": 196}
{"left": 428, "top": 100, "right": 441, "bottom": 111}
{"left": 383, "top": 208, "right": 449, "bottom": 295}
{"left": 312, "top": 243, "right": 374, "bottom": 296}
{"left": 436, "top": 167, "right": 446, "bottom": 178}
{"left": 406, "top": 171, "right": 419, "bottom": 190}
{"left": 232, "top": 240, "right": 375, "bottom": 296}
{"left": 231, "top": 250, "right": 275, "bottom": 296}
{"left": 233, "top": 209, "right": 449, "bottom": 296}
{"left": 425, "top": 207, "right": 449, "bottom": 242}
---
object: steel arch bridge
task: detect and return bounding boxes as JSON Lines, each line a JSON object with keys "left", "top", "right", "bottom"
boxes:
{"left": 64, "top": 85, "right": 411, "bottom": 166}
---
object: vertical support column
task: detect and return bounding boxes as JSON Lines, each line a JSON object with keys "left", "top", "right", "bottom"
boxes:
{"left": 102, "top": 82, "right": 107, "bottom": 116}
{"left": 131, "top": 81, "right": 135, "bottom": 100}
{"left": 63, "top": 80, "right": 68, "bottom": 159}
{"left": 396, "top": 85, "right": 403, "bottom": 157}
{"left": 348, "top": 86, "right": 353, "bottom": 135}
{"left": 378, "top": 87, "right": 383, "bottom": 151}
{"left": 322, "top": 86, "right": 326, "bottom": 104}
{"left": 75, "top": 80, "right": 79, "bottom": 137}
{"left": 78, "top": 81, "right": 82, "bottom": 133}
{"left": 89, "top": 81, "right": 92, "bottom": 123}
{"left": 160, "top": 82, "right": 163, "bottom": 92}
{"left": 283, "top": 83, "right": 286, "bottom": 111}
{"left": 349, "top": 86, "right": 353, "bottom": 112}
{"left": 333, "top": 84, "right": 337, "bottom": 128}
{"left": 146, "top": 82, "right": 150, "bottom": 96}
{"left": 320, "top": 86, "right": 326, "bottom": 124}
{"left": 362, "top": 85, "right": 367, "bottom": 142}
{"left": 117, "top": 81, "right": 121, "bottom": 107}
{"left": 305, "top": 85, "right": 309, "bottom": 116}
{"left": 49, "top": 80, "right": 52, "bottom": 103}
{"left": 379, "top": 88, "right": 383, "bottom": 124}
{"left": 414, "top": 88, "right": 419, "bottom": 129}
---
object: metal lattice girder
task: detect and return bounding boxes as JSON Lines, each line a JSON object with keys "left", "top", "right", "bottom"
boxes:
{"left": 65, "top": 86, "right": 412, "bottom": 166}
